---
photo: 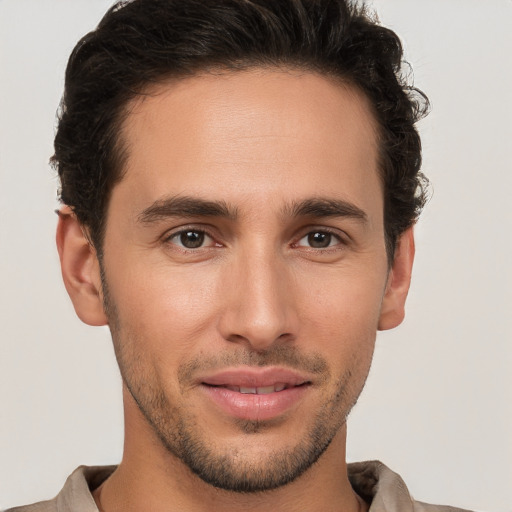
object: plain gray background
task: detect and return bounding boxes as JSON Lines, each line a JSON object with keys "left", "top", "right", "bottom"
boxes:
{"left": 1, "top": 0, "right": 511, "bottom": 510}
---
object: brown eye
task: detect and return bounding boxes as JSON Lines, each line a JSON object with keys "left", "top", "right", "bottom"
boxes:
{"left": 297, "top": 231, "right": 341, "bottom": 249}
{"left": 168, "top": 230, "right": 211, "bottom": 249}
{"left": 180, "top": 231, "right": 205, "bottom": 248}
{"left": 308, "top": 232, "right": 332, "bottom": 248}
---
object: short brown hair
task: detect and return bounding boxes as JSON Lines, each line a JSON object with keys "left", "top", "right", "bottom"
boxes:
{"left": 53, "top": 0, "right": 429, "bottom": 259}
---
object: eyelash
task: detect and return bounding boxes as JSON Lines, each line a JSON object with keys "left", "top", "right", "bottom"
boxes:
{"left": 162, "top": 225, "right": 348, "bottom": 252}
{"left": 163, "top": 226, "right": 219, "bottom": 251}
{"left": 293, "top": 227, "right": 347, "bottom": 251}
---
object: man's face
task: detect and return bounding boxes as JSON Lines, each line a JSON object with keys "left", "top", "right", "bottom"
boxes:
{"left": 100, "top": 69, "right": 393, "bottom": 491}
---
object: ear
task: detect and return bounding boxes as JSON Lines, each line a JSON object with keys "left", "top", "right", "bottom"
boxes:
{"left": 56, "top": 206, "right": 108, "bottom": 326}
{"left": 378, "top": 227, "right": 415, "bottom": 331}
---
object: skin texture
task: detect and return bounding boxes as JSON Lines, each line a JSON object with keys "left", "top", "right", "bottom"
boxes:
{"left": 57, "top": 68, "right": 414, "bottom": 512}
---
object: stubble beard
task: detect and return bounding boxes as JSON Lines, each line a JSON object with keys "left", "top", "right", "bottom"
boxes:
{"left": 122, "top": 358, "right": 359, "bottom": 493}
{"left": 101, "top": 275, "right": 372, "bottom": 494}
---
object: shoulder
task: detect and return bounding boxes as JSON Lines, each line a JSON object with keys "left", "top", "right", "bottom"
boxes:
{"left": 3, "top": 465, "right": 116, "bottom": 512}
{"left": 413, "top": 502, "right": 474, "bottom": 512}
{"left": 4, "top": 500, "right": 57, "bottom": 512}
{"left": 348, "top": 461, "right": 475, "bottom": 512}
{"left": 409, "top": 471, "right": 475, "bottom": 512}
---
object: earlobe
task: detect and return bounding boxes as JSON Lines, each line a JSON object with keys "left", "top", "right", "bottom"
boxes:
{"left": 56, "top": 206, "right": 108, "bottom": 326}
{"left": 378, "top": 227, "right": 415, "bottom": 331}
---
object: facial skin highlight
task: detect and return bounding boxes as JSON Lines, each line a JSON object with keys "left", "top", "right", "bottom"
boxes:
{"left": 58, "top": 68, "right": 414, "bottom": 511}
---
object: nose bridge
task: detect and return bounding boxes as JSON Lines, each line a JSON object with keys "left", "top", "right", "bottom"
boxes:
{"left": 218, "top": 238, "right": 296, "bottom": 350}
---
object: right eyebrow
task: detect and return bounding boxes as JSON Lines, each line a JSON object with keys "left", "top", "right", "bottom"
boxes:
{"left": 137, "top": 195, "right": 238, "bottom": 224}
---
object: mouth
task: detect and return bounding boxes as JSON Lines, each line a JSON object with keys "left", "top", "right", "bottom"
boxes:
{"left": 198, "top": 368, "right": 312, "bottom": 421}
{"left": 205, "top": 382, "right": 308, "bottom": 394}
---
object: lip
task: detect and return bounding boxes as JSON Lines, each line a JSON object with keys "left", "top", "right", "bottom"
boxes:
{"left": 200, "top": 367, "right": 311, "bottom": 388}
{"left": 198, "top": 367, "right": 312, "bottom": 421}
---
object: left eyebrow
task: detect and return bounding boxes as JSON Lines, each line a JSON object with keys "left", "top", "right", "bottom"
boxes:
{"left": 282, "top": 197, "right": 368, "bottom": 223}
{"left": 137, "top": 195, "right": 238, "bottom": 224}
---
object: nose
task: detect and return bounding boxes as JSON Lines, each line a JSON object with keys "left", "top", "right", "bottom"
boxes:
{"left": 217, "top": 244, "right": 298, "bottom": 352}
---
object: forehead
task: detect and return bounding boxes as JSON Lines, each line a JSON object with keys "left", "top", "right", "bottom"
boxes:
{"left": 113, "top": 68, "right": 381, "bottom": 219}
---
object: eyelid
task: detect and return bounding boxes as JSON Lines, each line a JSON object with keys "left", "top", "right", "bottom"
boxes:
{"left": 162, "top": 225, "right": 220, "bottom": 249}
{"left": 293, "top": 226, "right": 349, "bottom": 248}
{"left": 160, "top": 223, "right": 349, "bottom": 251}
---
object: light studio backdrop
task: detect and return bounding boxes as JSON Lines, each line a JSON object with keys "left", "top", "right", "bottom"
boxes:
{"left": 0, "top": 1, "right": 510, "bottom": 510}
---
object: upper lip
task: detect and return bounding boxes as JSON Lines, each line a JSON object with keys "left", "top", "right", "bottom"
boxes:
{"left": 199, "top": 367, "right": 311, "bottom": 388}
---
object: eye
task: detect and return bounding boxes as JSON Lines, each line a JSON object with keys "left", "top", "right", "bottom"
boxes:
{"left": 296, "top": 230, "right": 342, "bottom": 249}
{"left": 167, "top": 229, "right": 215, "bottom": 249}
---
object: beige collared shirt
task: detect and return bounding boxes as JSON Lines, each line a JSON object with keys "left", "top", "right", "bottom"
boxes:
{"left": 5, "top": 461, "right": 473, "bottom": 512}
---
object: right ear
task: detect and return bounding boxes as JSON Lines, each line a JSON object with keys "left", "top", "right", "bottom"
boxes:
{"left": 56, "top": 206, "right": 108, "bottom": 326}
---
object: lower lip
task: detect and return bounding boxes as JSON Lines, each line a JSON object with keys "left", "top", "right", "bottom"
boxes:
{"left": 201, "top": 384, "right": 309, "bottom": 421}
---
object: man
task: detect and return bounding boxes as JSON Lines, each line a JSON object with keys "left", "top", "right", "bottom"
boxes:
{"left": 6, "top": 0, "right": 473, "bottom": 511}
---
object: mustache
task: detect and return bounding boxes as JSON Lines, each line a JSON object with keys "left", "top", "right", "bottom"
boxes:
{"left": 178, "top": 345, "right": 330, "bottom": 386}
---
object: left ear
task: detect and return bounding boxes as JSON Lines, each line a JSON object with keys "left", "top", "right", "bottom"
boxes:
{"left": 378, "top": 227, "right": 415, "bottom": 331}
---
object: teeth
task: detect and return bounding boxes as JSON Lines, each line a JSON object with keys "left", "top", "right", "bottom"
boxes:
{"left": 256, "top": 385, "right": 275, "bottom": 395}
{"left": 226, "top": 384, "right": 288, "bottom": 394}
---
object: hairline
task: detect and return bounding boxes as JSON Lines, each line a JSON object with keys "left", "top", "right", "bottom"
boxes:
{"left": 88, "top": 64, "right": 393, "bottom": 262}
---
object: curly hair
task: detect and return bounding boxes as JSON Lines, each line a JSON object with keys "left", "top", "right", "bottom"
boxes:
{"left": 53, "top": 0, "right": 429, "bottom": 259}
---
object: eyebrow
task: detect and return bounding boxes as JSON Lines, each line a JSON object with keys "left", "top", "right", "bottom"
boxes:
{"left": 138, "top": 196, "right": 238, "bottom": 224}
{"left": 283, "top": 197, "right": 368, "bottom": 223}
{"left": 137, "top": 195, "right": 368, "bottom": 225}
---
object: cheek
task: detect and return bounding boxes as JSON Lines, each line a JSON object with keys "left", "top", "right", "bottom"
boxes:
{"left": 299, "top": 267, "right": 387, "bottom": 330}
{"left": 106, "top": 258, "right": 223, "bottom": 357}
{"left": 297, "top": 268, "right": 385, "bottom": 366}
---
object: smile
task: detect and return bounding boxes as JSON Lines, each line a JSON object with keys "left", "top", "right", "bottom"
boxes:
{"left": 198, "top": 368, "right": 312, "bottom": 421}
{"left": 213, "top": 383, "right": 289, "bottom": 394}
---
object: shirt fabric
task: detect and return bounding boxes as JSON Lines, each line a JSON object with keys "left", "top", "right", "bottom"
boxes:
{"left": 5, "top": 461, "right": 472, "bottom": 512}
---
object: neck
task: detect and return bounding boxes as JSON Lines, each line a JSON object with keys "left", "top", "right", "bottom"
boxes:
{"left": 94, "top": 389, "right": 368, "bottom": 512}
